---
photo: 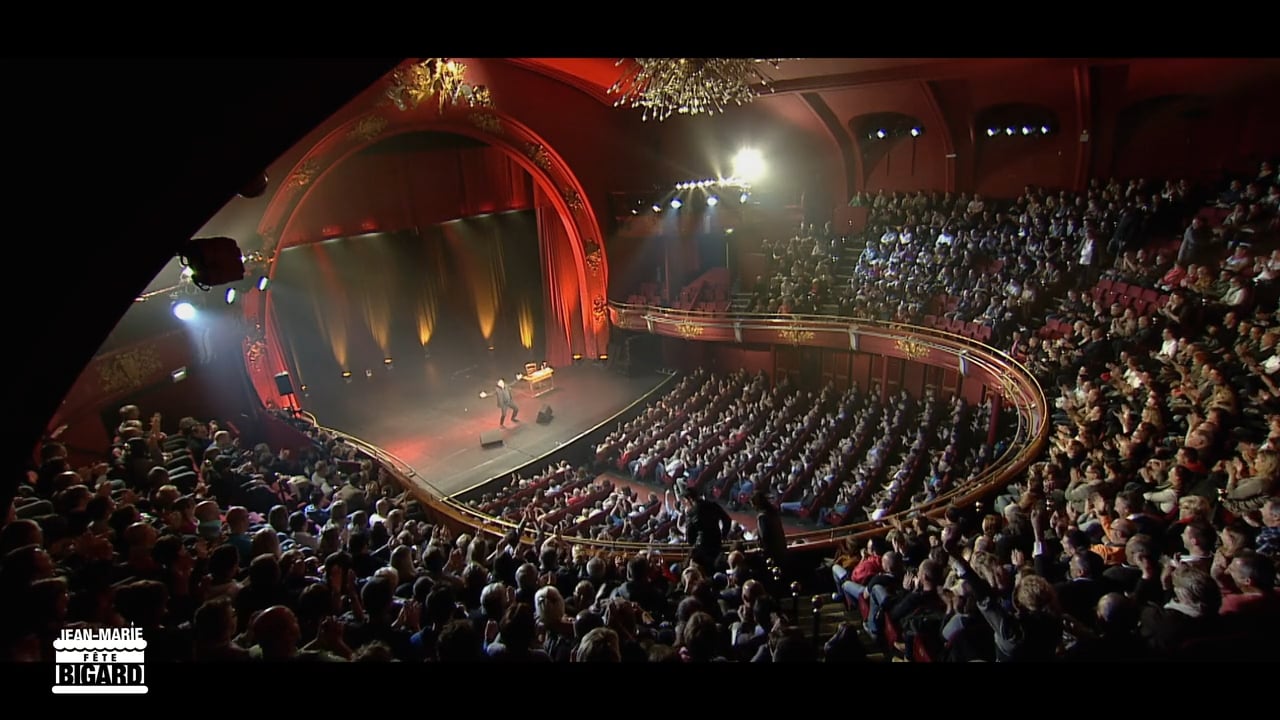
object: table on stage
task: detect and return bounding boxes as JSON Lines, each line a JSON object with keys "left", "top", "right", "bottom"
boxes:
{"left": 523, "top": 367, "right": 555, "bottom": 397}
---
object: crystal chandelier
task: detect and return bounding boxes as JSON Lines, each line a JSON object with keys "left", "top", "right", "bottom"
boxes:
{"left": 607, "top": 58, "right": 785, "bottom": 122}
{"left": 386, "top": 58, "right": 493, "bottom": 114}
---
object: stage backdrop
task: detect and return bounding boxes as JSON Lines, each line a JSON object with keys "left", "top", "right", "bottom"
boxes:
{"left": 269, "top": 213, "right": 545, "bottom": 396}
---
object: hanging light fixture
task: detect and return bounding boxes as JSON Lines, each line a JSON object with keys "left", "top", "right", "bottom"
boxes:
{"left": 607, "top": 58, "right": 788, "bottom": 122}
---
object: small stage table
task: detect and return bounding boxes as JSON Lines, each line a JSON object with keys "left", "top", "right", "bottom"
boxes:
{"left": 523, "top": 367, "right": 555, "bottom": 397}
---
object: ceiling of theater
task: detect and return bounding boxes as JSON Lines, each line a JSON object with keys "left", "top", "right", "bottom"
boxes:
{"left": 505, "top": 57, "right": 1125, "bottom": 162}
{"left": 513, "top": 58, "right": 1083, "bottom": 99}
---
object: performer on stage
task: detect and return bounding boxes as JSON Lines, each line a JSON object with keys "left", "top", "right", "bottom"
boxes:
{"left": 495, "top": 378, "right": 520, "bottom": 427}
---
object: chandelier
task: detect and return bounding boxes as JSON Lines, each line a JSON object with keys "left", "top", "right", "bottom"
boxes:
{"left": 608, "top": 58, "right": 785, "bottom": 122}
{"left": 386, "top": 58, "right": 493, "bottom": 114}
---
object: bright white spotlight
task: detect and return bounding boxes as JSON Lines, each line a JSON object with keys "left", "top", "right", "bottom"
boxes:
{"left": 1041, "top": 125, "right": 1051, "bottom": 134}
{"left": 1022, "top": 126, "right": 1032, "bottom": 135}
{"left": 172, "top": 301, "right": 196, "bottom": 321}
{"left": 670, "top": 198, "right": 683, "bottom": 209}
{"left": 224, "top": 288, "right": 237, "bottom": 305}
{"left": 257, "top": 276, "right": 270, "bottom": 291}
{"left": 1006, "top": 127, "right": 1016, "bottom": 136}
{"left": 651, "top": 203, "right": 662, "bottom": 213}
{"left": 707, "top": 195, "right": 719, "bottom": 207}
{"left": 875, "top": 129, "right": 887, "bottom": 139}
{"left": 731, "top": 148, "right": 765, "bottom": 183}
{"left": 910, "top": 127, "right": 922, "bottom": 137}
{"left": 987, "top": 128, "right": 997, "bottom": 137}
{"left": 739, "top": 192, "right": 749, "bottom": 204}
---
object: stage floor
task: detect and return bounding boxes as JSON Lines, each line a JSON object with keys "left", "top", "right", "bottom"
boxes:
{"left": 299, "top": 362, "right": 670, "bottom": 498}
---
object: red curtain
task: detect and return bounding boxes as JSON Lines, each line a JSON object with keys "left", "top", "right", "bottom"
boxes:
{"left": 538, "top": 198, "right": 581, "bottom": 367}
{"left": 282, "top": 144, "right": 533, "bottom": 245}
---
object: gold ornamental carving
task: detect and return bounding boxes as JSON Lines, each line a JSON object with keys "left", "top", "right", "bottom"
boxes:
{"left": 563, "top": 188, "right": 584, "bottom": 212}
{"left": 467, "top": 111, "right": 502, "bottom": 135}
{"left": 287, "top": 160, "right": 320, "bottom": 189}
{"left": 348, "top": 114, "right": 389, "bottom": 142}
{"left": 246, "top": 338, "right": 268, "bottom": 366}
{"left": 98, "top": 346, "right": 164, "bottom": 396}
{"left": 584, "top": 249, "right": 602, "bottom": 276}
{"left": 675, "top": 322, "right": 704, "bottom": 339}
{"left": 525, "top": 143, "right": 552, "bottom": 171}
{"left": 895, "top": 338, "right": 930, "bottom": 360}
{"left": 592, "top": 296, "right": 608, "bottom": 321}
{"left": 778, "top": 327, "right": 815, "bottom": 345}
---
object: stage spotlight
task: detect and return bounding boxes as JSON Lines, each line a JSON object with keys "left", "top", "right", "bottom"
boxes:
{"left": 384, "top": 358, "right": 394, "bottom": 369}
{"left": 739, "top": 192, "right": 749, "bottom": 204}
{"left": 910, "top": 127, "right": 922, "bottom": 137}
{"left": 987, "top": 128, "right": 997, "bottom": 137}
{"left": 180, "top": 237, "right": 245, "bottom": 290}
{"left": 365, "top": 369, "right": 374, "bottom": 379}
{"left": 488, "top": 345, "right": 495, "bottom": 351}
{"left": 341, "top": 371, "right": 353, "bottom": 383}
{"left": 224, "top": 288, "right": 237, "bottom": 305}
{"left": 652, "top": 204, "right": 662, "bottom": 213}
{"left": 1041, "top": 125, "right": 1051, "bottom": 134}
{"left": 238, "top": 171, "right": 269, "bottom": 199}
{"left": 707, "top": 195, "right": 719, "bottom": 207}
{"left": 1022, "top": 126, "right": 1032, "bottom": 135}
{"left": 598, "top": 354, "right": 608, "bottom": 361}
{"left": 731, "top": 148, "right": 765, "bottom": 183}
{"left": 172, "top": 301, "right": 196, "bottom": 321}
{"left": 257, "top": 276, "right": 270, "bottom": 291}
{"left": 875, "top": 129, "right": 887, "bottom": 139}
{"left": 670, "top": 198, "right": 683, "bottom": 209}
{"left": 1005, "top": 127, "right": 1016, "bottom": 136}
{"left": 572, "top": 353, "right": 583, "bottom": 366}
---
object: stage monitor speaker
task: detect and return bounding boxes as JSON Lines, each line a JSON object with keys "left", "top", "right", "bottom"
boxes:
{"left": 274, "top": 372, "right": 295, "bottom": 396}
{"left": 480, "top": 429, "right": 504, "bottom": 448}
{"left": 536, "top": 405, "right": 553, "bottom": 425}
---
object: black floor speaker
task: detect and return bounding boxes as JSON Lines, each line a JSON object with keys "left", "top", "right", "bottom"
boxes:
{"left": 480, "top": 429, "right": 504, "bottom": 448}
{"left": 536, "top": 405, "right": 553, "bottom": 424}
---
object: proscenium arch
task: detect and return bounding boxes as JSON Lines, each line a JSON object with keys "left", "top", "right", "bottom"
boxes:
{"left": 245, "top": 102, "right": 610, "bottom": 396}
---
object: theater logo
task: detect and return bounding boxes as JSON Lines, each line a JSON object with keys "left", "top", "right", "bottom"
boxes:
{"left": 52, "top": 627, "right": 147, "bottom": 695}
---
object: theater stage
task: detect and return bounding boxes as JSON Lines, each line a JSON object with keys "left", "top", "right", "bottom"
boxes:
{"left": 297, "top": 360, "right": 672, "bottom": 498}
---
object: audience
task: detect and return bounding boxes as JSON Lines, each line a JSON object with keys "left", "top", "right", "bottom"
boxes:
{"left": 6, "top": 161, "right": 1278, "bottom": 662}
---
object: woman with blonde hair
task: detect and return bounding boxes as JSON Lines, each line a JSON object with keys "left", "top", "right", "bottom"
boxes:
{"left": 1220, "top": 450, "right": 1278, "bottom": 515}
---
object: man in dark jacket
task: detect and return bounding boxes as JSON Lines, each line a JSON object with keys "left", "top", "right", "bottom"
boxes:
{"left": 751, "top": 491, "right": 787, "bottom": 577}
{"left": 682, "top": 489, "right": 731, "bottom": 572}
{"left": 494, "top": 379, "right": 519, "bottom": 427}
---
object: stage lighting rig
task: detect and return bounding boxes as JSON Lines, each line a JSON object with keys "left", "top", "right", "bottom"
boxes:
{"left": 179, "top": 237, "right": 246, "bottom": 291}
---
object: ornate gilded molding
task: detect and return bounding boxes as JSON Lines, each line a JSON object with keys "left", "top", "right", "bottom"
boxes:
{"left": 525, "top": 142, "right": 552, "bottom": 171}
{"left": 592, "top": 296, "right": 608, "bottom": 321}
{"left": 347, "top": 114, "right": 389, "bottom": 142}
{"left": 467, "top": 110, "right": 502, "bottom": 135}
{"left": 778, "top": 327, "right": 816, "bottom": 345}
{"left": 98, "top": 346, "right": 164, "bottom": 395}
{"left": 245, "top": 338, "right": 268, "bottom": 366}
{"left": 287, "top": 160, "right": 320, "bottom": 189}
{"left": 563, "top": 188, "right": 584, "bottom": 212}
{"left": 675, "top": 321, "right": 704, "bottom": 339}
{"left": 470, "top": 85, "right": 494, "bottom": 109}
{"left": 895, "top": 338, "right": 930, "bottom": 359}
